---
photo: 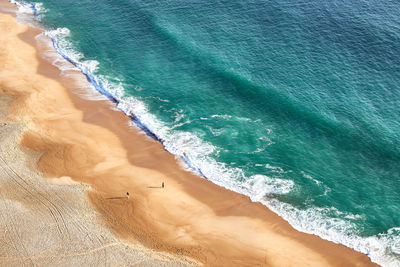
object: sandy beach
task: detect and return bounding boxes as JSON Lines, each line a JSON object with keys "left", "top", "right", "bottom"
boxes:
{"left": 0, "top": 0, "right": 378, "bottom": 266}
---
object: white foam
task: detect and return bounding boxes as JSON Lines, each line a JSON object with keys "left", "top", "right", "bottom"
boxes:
{"left": 301, "top": 170, "right": 321, "bottom": 184}
{"left": 267, "top": 200, "right": 400, "bottom": 267}
{"left": 265, "top": 163, "right": 287, "bottom": 174}
{"left": 8, "top": 0, "right": 45, "bottom": 27}
{"left": 58, "top": 38, "right": 400, "bottom": 266}
{"left": 206, "top": 125, "right": 225, "bottom": 136}
{"left": 244, "top": 174, "right": 294, "bottom": 198}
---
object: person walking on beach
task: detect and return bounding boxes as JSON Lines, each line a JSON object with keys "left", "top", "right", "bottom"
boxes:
{"left": 126, "top": 192, "right": 130, "bottom": 199}
{"left": 162, "top": 182, "right": 164, "bottom": 188}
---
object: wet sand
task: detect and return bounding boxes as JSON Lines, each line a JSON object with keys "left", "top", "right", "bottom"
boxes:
{"left": 0, "top": 1, "right": 378, "bottom": 266}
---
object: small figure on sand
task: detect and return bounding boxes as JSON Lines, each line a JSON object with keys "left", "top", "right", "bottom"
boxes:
{"left": 126, "top": 192, "right": 130, "bottom": 199}
{"left": 162, "top": 182, "right": 164, "bottom": 188}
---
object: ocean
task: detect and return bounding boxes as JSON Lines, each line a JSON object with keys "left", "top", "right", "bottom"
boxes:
{"left": 8, "top": 0, "right": 400, "bottom": 265}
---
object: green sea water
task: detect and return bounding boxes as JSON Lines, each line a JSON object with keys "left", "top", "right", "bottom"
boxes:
{"left": 10, "top": 0, "right": 400, "bottom": 265}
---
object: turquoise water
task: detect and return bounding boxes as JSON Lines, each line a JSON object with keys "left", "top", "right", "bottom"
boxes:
{"left": 10, "top": 0, "right": 400, "bottom": 265}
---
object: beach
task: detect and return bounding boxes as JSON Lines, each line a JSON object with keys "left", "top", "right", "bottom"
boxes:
{"left": 0, "top": 0, "right": 379, "bottom": 266}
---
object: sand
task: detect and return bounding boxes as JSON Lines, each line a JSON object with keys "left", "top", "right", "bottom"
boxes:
{"left": 0, "top": 1, "right": 378, "bottom": 266}
{"left": 0, "top": 95, "right": 192, "bottom": 267}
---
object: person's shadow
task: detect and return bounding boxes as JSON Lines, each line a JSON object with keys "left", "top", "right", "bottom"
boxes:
{"left": 147, "top": 182, "right": 164, "bottom": 189}
{"left": 105, "top": 196, "right": 127, "bottom": 200}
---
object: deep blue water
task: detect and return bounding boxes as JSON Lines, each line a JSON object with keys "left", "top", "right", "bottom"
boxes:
{"left": 10, "top": 0, "right": 400, "bottom": 265}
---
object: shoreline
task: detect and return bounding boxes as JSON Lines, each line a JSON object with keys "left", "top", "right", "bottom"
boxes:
{"left": 0, "top": 1, "right": 378, "bottom": 266}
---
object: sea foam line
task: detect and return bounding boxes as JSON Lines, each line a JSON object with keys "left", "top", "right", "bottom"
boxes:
{"left": 6, "top": 1, "right": 400, "bottom": 266}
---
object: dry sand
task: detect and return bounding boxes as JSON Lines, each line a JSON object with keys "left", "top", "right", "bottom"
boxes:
{"left": 0, "top": 1, "right": 378, "bottom": 266}
{"left": 0, "top": 95, "right": 192, "bottom": 267}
